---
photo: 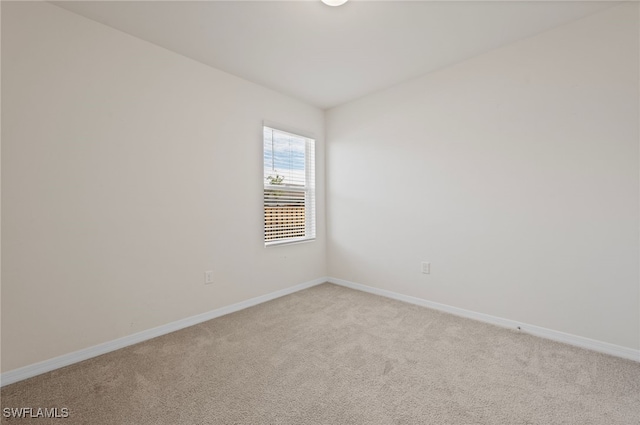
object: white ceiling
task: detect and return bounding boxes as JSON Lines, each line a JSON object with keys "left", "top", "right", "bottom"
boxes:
{"left": 53, "top": 1, "right": 616, "bottom": 109}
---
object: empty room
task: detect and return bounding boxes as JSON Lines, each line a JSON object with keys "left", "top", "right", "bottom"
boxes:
{"left": 1, "top": 0, "right": 639, "bottom": 423}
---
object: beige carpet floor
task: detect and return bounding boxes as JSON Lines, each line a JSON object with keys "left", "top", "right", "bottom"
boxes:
{"left": 2, "top": 283, "right": 639, "bottom": 424}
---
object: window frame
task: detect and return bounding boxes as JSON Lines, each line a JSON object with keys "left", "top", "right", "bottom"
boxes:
{"left": 263, "top": 125, "right": 316, "bottom": 247}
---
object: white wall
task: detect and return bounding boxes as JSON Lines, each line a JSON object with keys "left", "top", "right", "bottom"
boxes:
{"left": 1, "top": 1, "right": 325, "bottom": 372}
{"left": 2, "top": 1, "right": 638, "bottom": 376}
{"left": 327, "top": 4, "right": 639, "bottom": 350}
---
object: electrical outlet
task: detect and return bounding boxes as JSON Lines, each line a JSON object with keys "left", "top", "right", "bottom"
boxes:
{"left": 421, "top": 262, "right": 430, "bottom": 274}
{"left": 205, "top": 271, "right": 214, "bottom": 284}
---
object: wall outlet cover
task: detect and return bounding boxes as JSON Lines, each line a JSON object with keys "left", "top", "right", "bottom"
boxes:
{"left": 205, "top": 271, "right": 214, "bottom": 284}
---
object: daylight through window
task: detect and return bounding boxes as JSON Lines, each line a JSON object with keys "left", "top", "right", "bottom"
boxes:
{"left": 263, "top": 126, "right": 316, "bottom": 245}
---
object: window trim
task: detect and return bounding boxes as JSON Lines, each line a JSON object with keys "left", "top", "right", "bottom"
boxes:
{"left": 263, "top": 125, "right": 316, "bottom": 247}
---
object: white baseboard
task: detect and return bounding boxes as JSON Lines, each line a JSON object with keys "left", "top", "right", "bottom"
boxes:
{"left": 4, "top": 276, "right": 637, "bottom": 387}
{"left": 0, "top": 277, "right": 328, "bottom": 387}
{"left": 328, "top": 277, "right": 640, "bottom": 363}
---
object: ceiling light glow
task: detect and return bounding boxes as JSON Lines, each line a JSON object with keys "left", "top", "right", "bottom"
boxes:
{"left": 321, "top": 0, "right": 348, "bottom": 6}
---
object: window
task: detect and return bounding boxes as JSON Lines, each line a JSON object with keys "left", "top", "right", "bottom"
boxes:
{"left": 263, "top": 126, "right": 315, "bottom": 245}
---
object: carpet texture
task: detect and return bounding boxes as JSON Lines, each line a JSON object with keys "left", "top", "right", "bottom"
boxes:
{"left": 2, "top": 283, "right": 639, "bottom": 424}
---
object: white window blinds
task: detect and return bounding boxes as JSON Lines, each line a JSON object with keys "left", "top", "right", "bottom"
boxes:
{"left": 263, "top": 126, "right": 315, "bottom": 245}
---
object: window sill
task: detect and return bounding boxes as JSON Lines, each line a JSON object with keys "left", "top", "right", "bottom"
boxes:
{"left": 265, "top": 237, "right": 316, "bottom": 248}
